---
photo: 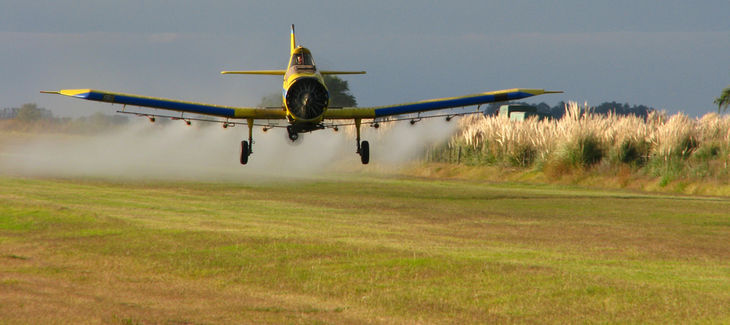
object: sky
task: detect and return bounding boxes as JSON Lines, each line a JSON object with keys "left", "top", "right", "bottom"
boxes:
{"left": 1, "top": 0, "right": 729, "bottom": 117}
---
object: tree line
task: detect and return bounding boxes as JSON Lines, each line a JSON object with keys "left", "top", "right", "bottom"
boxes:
{"left": 484, "top": 101, "right": 657, "bottom": 119}
{"left": 0, "top": 103, "right": 129, "bottom": 133}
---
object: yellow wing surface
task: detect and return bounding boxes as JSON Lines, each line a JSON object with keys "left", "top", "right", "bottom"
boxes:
{"left": 41, "top": 89, "right": 286, "bottom": 119}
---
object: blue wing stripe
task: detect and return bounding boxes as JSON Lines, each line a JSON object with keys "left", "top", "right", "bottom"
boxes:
{"left": 75, "top": 90, "right": 237, "bottom": 117}
{"left": 373, "top": 91, "right": 534, "bottom": 117}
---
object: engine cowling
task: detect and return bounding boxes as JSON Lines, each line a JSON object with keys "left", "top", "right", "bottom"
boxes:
{"left": 285, "top": 77, "right": 329, "bottom": 121}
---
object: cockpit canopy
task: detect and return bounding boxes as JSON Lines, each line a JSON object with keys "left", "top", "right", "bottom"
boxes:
{"left": 290, "top": 48, "right": 315, "bottom": 68}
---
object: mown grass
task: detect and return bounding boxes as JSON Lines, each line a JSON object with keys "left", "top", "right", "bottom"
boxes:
{"left": 0, "top": 175, "right": 729, "bottom": 324}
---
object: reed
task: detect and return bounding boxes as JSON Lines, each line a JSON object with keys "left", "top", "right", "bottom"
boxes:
{"left": 429, "top": 102, "right": 730, "bottom": 182}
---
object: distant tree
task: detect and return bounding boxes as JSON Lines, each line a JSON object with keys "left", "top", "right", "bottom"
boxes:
{"left": 323, "top": 75, "right": 357, "bottom": 107}
{"left": 15, "top": 103, "right": 52, "bottom": 122}
{"left": 484, "top": 103, "right": 501, "bottom": 116}
{"left": 0, "top": 107, "right": 19, "bottom": 119}
{"left": 483, "top": 101, "right": 654, "bottom": 120}
{"left": 592, "top": 101, "right": 653, "bottom": 119}
{"left": 715, "top": 86, "right": 730, "bottom": 113}
{"left": 550, "top": 102, "right": 569, "bottom": 119}
{"left": 258, "top": 92, "right": 283, "bottom": 107}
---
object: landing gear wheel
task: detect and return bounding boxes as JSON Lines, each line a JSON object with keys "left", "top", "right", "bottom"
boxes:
{"left": 286, "top": 126, "right": 299, "bottom": 142}
{"left": 360, "top": 140, "right": 370, "bottom": 164}
{"left": 240, "top": 140, "right": 250, "bottom": 165}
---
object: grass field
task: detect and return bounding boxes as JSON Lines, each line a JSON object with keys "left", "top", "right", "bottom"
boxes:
{"left": 1, "top": 175, "right": 729, "bottom": 324}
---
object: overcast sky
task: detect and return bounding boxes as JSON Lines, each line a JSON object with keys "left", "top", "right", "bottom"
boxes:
{"left": 2, "top": 0, "right": 728, "bottom": 117}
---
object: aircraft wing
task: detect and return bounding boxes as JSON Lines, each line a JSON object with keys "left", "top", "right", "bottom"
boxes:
{"left": 41, "top": 89, "right": 287, "bottom": 119}
{"left": 323, "top": 88, "right": 561, "bottom": 119}
{"left": 220, "top": 70, "right": 286, "bottom": 75}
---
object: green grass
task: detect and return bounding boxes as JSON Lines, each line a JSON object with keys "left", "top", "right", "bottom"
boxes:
{"left": 0, "top": 175, "right": 729, "bottom": 324}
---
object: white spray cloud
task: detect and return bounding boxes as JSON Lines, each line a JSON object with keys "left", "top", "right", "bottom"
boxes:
{"left": 0, "top": 116, "right": 459, "bottom": 181}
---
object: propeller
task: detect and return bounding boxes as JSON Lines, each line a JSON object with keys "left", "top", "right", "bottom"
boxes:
{"left": 286, "top": 78, "right": 329, "bottom": 120}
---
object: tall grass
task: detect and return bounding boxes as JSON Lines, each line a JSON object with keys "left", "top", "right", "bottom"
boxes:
{"left": 427, "top": 102, "right": 730, "bottom": 183}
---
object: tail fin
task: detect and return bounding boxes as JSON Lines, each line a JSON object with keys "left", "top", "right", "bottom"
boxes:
{"left": 290, "top": 24, "right": 296, "bottom": 54}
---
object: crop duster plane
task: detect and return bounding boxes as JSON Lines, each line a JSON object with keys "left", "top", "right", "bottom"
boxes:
{"left": 42, "top": 25, "right": 561, "bottom": 165}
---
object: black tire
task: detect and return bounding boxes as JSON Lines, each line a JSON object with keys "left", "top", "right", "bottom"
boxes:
{"left": 360, "top": 140, "right": 370, "bottom": 164}
{"left": 285, "top": 128, "right": 303, "bottom": 145}
{"left": 286, "top": 125, "right": 299, "bottom": 142}
{"left": 240, "top": 140, "right": 249, "bottom": 165}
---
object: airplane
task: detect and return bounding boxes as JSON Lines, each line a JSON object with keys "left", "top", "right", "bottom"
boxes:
{"left": 42, "top": 25, "right": 561, "bottom": 165}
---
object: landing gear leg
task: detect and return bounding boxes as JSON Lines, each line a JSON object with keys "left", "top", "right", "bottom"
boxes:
{"left": 240, "top": 119, "right": 253, "bottom": 165}
{"left": 355, "top": 118, "right": 370, "bottom": 164}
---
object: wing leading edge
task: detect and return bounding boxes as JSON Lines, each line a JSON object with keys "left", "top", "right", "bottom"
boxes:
{"left": 323, "top": 88, "right": 562, "bottom": 119}
{"left": 41, "top": 89, "right": 287, "bottom": 119}
{"left": 220, "top": 70, "right": 365, "bottom": 75}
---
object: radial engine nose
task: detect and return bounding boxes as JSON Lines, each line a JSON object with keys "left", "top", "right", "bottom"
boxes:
{"left": 285, "top": 78, "right": 329, "bottom": 120}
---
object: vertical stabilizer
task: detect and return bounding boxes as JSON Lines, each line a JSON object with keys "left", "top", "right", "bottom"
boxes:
{"left": 290, "top": 24, "right": 296, "bottom": 54}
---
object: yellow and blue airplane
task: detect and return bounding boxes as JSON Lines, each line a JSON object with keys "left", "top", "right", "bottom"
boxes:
{"left": 42, "top": 25, "right": 561, "bottom": 165}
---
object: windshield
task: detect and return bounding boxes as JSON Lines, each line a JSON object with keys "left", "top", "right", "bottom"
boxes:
{"left": 290, "top": 52, "right": 314, "bottom": 66}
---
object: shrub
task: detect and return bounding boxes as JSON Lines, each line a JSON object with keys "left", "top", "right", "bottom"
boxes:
{"left": 507, "top": 143, "right": 537, "bottom": 167}
{"left": 573, "top": 133, "right": 604, "bottom": 166}
{"left": 617, "top": 139, "right": 650, "bottom": 166}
